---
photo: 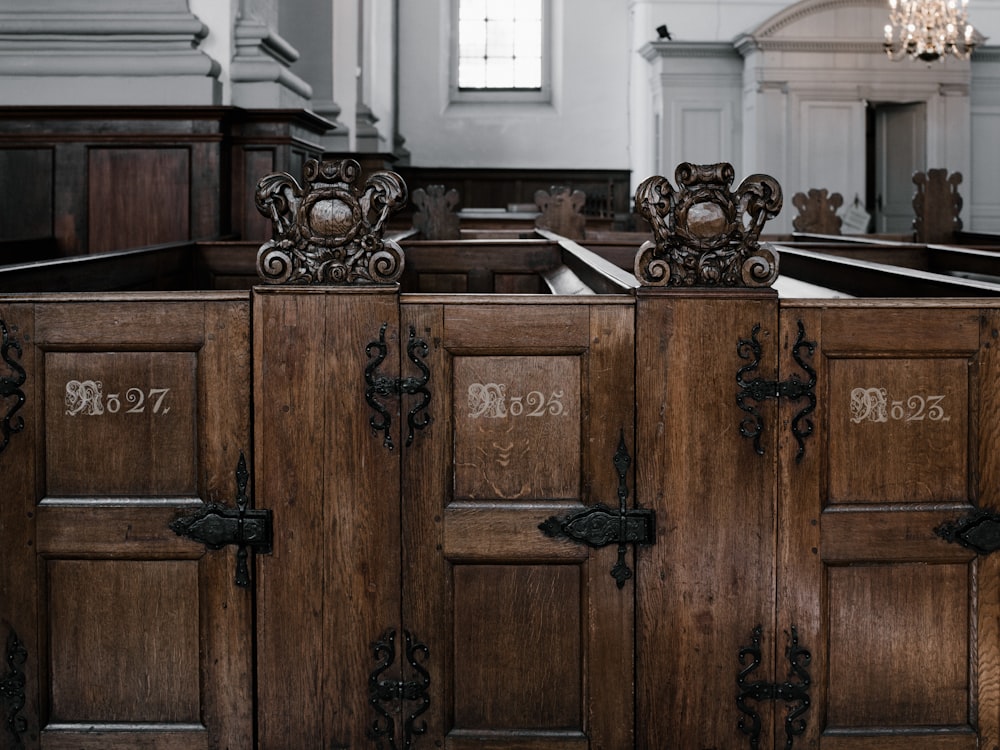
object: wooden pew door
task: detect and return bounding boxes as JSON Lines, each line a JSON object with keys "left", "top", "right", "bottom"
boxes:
{"left": 0, "top": 295, "right": 253, "bottom": 750}
{"left": 399, "top": 297, "right": 637, "bottom": 749}
{"left": 776, "top": 301, "right": 1000, "bottom": 748}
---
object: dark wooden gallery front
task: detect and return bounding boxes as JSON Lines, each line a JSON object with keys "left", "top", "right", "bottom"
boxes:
{"left": 1, "top": 160, "right": 997, "bottom": 749}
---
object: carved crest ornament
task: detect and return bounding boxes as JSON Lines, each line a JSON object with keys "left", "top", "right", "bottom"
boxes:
{"left": 255, "top": 158, "right": 408, "bottom": 285}
{"left": 634, "top": 162, "right": 782, "bottom": 288}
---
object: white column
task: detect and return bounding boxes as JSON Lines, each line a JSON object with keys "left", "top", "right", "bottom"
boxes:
{"left": 0, "top": 0, "right": 221, "bottom": 105}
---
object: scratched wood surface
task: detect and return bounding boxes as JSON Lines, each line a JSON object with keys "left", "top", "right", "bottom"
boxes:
{"left": 0, "top": 297, "right": 253, "bottom": 749}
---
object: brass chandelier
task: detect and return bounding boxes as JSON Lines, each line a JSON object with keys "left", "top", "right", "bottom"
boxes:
{"left": 883, "top": 0, "right": 978, "bottom": 62}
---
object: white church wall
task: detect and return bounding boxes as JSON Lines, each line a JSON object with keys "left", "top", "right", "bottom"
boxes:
{"left": 397, "top": 0, "right": 629, "bottom": 169}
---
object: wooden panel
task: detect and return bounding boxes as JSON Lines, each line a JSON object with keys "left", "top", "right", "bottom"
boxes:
{"left": 826, "top": 564, "right": 969, "bottom": 728}
{"left": 88, "top": 148, "right": 191, "bottom": 253}
{"left": 779, "top": 302, "right": 999, "bottom": 747}
{"left": 444, "top": 304, "right": 590, "bottom": 352}
{"left": 452, "top": 564, "right": 583, "bottom": 730}
{"left": 253, "top": 287, "right": 401, "bottom": 749}
{"left": 454, "top": 355, "right": 580, "bottom": 499}
{"left": 636, "top": 291, "right": 778, "bottom": 749}
{"left": 0, "top": 297, "right": 253, "bottom": 750}
{"left": 44, "top": 351, "right": 197, "bottom": 496}
{"left": 827, "top": 356, "right": 969, "bottom": 504}
{"left": 404, "top": 300, "right": 635, "bottom": 749}
{"left": 48, "top": 560, "right": 200, "bottom": 722}
{"left": 0, "top": 148, "right": 53, "bottom": 241}
{"left": 41, "top": 727, "right": 208, "bottom": 750}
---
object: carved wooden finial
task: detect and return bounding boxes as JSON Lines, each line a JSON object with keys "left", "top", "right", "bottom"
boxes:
{"left": 633, "top": 162, "right": 782, "bottom": 288}
{"left": 534, "top": 185, "right": 587, "bottom": 240}
{"left": 912, "top": 168, "right": 962, "bottom": 244}
{"left": 254, "top": 158, "right": 408, "bottom": 285}
{"left": 792, "top": 188, "right": 843, "bottom": 234}
{"left": 411, "top": 184, "right": 461, "bottom": 240}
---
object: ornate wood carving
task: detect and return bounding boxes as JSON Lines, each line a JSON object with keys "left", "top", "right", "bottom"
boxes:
{"left": 534, "top": 185, "right": 587, "bottom": 240}
{"left": 254, "top": 158, "right": 408, "bottom": 285}
{"left": 791, "top": 188, "right": 843, "bottom": 234}
{"left": 411, "top": 184, "right": 461, "bottom": 240}
{"left": 912, "top": 168, "right": 963, "bottom": 244}
{"left": 634, "top": 162, "right": 781, "bottom": 288}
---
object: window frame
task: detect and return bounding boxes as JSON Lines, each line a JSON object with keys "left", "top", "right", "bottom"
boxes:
{"left": 449, "top": 0, "right": 552, "bottom": 105}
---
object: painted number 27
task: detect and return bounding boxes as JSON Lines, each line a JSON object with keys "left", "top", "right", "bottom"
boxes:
{"left": 65, "top": 380, "right": 172, "bottom": 416}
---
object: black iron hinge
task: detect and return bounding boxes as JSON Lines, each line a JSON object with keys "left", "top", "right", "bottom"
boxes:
{"left": 1, "top": 625, "right": 27, "bottom": 750}
{"left": 737, "top": 624, "right": 811, "bottom": 750}
{"left": 0, "top": 319, "right": 26, "bottom": 456}
{"left": 170, "top": 452, "right": 272, "bottom": 588}
{"left": 365, "top": 323, "right": 432, "bottom": 451}
{"left": 736, "top": 320, "right": 816, "bottom": 462}
{"left": 539, "top": 430, "right": 655, "bottom": 588}
{"left": 368, "top": 628, "right": 430, "bottom": 750}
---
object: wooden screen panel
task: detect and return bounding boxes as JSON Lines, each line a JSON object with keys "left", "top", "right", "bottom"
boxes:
{"left": 402, "top": 299, "right": 635, "bottom": 750}
{"left": 777, "top": 302, "right": 993, "bottom": 749}
{"left": 88, "top": 148, "right": 191, "bottom": 253}
{"left": 0, "top": 296, "right": 253, "bottom": 750}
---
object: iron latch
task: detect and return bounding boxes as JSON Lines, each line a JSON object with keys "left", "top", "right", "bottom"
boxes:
{"left": 936, "top": 508, "right": 1000, "bottom": 555}
{"left": 736, "top": 320, "right": 816, "bottom": 462}
{"left": 170, "top": 452, "right": 272, "bottom": 588}
{"left": 539, "top": 431, "right": 655, "bottom": 588}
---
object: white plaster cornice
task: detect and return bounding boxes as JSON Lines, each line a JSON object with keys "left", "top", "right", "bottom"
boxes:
{"left": 640, "top": 41, "right": 741, "bottom": 62}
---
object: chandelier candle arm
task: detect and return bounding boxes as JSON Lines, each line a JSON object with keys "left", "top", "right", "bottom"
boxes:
{"left": 884, "top": 0, "right": 981, "bottom": 62}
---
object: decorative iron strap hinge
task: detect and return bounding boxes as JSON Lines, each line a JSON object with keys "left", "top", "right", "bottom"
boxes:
{"left": 539, "top": 430, "right": 655, "bottom": 588}
{"left": 170, "top": 452, "right": 272, "bottom": 588}
{"left": 737, "top": 625, "right": 811, "bottom": 750}
{"left": 0, "top": 319, "right": 27, "bottom": 456}
{"left": 368, "top": 628, "right": 430, "bottom": 750}
{"left": 365, "top": 323, "right": 432, "bottom": 451}
{"left": 736, "top": 320, "right": 816, "bottom": 462}
{"left": 1, "top": 625, "right": 27, "bottom": 750}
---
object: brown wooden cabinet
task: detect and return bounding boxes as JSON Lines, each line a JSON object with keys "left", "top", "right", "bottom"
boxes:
{"left": 3, "top": 288, "right": 999, "bottom": 748}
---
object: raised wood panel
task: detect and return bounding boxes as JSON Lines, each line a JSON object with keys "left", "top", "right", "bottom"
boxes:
{"left": 453, "top": 355, "right": 580, "bottom": 500}
{"left": 452, "top": 564, "right": 583, "bottom": 730}
{"left": 88, "top": 148, "right": 191, "bottom": 253}
{"left": 826, "top": 356, "right": 970, "bottom": 504}
{"left": 47, "top": 560, "right": 201, "bottom": 722}
{"left": 44, "top": 350, "right": 197, "bottom": 497}
{"left": 0, "top": 148, "right": 53, "bottom": 242}
{"left": 826, "top": 563, "right": 969, "bottom": 728}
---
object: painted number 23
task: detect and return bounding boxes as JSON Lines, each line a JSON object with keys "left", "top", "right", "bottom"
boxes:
{"left": 850, "top": 387, "right": 948, "bottom": 424}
